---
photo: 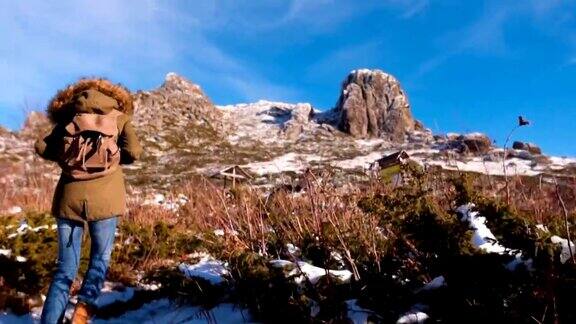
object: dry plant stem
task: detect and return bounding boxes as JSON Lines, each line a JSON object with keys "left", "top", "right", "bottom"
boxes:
{"left": 554, "top": 177, "right": 575, "bottom": 264}
{"left": 503, "top": 125, "right": 520, "bottom": 204}
{"left": 327, "top": 211, "right": 361, "bottom": 281}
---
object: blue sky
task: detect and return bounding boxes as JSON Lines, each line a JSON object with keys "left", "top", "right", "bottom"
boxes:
{"left": 1, "top": 0, "right": 575, "bottom": 155}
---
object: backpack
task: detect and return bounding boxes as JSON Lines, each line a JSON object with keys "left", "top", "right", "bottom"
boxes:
{"left": 60, "top": 110, "right": 122, "bottom": 180}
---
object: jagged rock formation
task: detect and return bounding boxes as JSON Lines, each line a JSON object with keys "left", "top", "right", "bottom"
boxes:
{"left": 336, "top": 69, "right": 417, "bottom": 142}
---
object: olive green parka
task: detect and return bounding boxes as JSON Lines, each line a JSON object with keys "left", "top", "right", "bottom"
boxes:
{"left": 35, "top": 78, "right": 142, "bottom": 222}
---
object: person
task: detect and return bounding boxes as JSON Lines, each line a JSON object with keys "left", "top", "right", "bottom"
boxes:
{"left": 35, "top": 78, "right": 142, "bottom": 324}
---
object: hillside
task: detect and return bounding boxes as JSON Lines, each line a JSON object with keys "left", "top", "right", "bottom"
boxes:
{"left": 0, "top": 70, "right": 575, "bottom": 323}
{"left": 2, "top": 69, "right": 575, "bottom": 191}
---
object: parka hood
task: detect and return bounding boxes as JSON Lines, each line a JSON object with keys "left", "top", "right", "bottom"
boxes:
{"left": 47, "top": 78, "right": 133, "bottom": 123}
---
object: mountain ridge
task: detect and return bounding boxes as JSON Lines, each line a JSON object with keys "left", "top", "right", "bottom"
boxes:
{"left": 1, "top": 69, "right": 574, "bottom": 190}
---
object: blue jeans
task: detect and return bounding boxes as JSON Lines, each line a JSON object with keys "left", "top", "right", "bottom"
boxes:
{"left": 40, "top": 217, "right": 118, "bottom": 324}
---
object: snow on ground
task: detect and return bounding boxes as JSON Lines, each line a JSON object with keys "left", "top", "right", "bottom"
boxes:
{"left": 330, "top": 148, "right": 440, "bottom": 171}
{"left": 346, "top": 300, "right": 380, "bottom": 323}
{"left": 354, "top": 138, "right": 386, "bottom": 148}
{"left": 244, "top": 153, "right": 323, "bottom": 176}
{"left": 396, "top": 304, "right": 429, "bottom": 324}
{"left": 96, "top": 282, "right": 136, "bottom": 307}
{"left": 217, "top": 100, "right": 308, "bottom": 145}
{"left": 330, "top": 151, "right": 387, "bottom": 170}
{"left": 457, "top": 204, "right": 510, "bottom": 254}
{"left": 418, "top": 276, "right": 446, "bottom": 292}
{"left": 418, "top": 156, "right": 540, "bottom": 176}
{"left": 92, "top": 300, "right": 252, "bottom": 324}
{"left": 5, "top": 220, "right": 57, "bottom": 239}
{"left": 0, "top": 301, "right": 253, "bottom": 324}
{"left": 141, "top": 193, "right": 189, "bottom": 212}
{"left": 547, "top": 156, "right": 576, "bottom": 170}
{"left": 270, "top": 259, "right": 353, "bottom": 285}
{"left": 0, "top": 279, "right": 250, "bottom": 324}
{"left": 550, "top": 236, "right": 575, "bottom": 264}
{"left": 178, "top": 253, "right": 230, "bottom": 285}
{"left": 457, "top": 204, "right": 531, "bottom": 270}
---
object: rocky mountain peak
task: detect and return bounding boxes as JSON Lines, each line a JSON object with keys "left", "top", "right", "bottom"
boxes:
{"left": 336, "top": 69, "right": 418, "bottom": 142}
{"left": 20, "top": 111, "right": 51, "bottom": 139}
{"left": 161, "top": 72, "right": 205, "bottom": 96}
{"left": 132, "top": 73, "right": 221, "bottom": 129}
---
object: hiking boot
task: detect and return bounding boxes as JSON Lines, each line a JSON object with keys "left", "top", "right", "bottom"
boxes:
{"left": 71, "top": 302, "right": 92, "bottom": 324}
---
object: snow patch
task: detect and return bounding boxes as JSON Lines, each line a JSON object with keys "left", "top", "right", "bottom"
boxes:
{"left": 419, "top": 276, "right": 446, "bottom": 291}
{"left": 270, "top": 259, "right": 353, "bottom": 285}
{"left": 457, "top": 204, "right": 531, "bottom": 270}
{"left": 91, "top": 300, "right": 252, "bottom": 324}
{"left": 244, "top": 153, "right": 323, "bottom": 176}
{"left": 179, "top": 253, "right": 229, "bottom": 285}
{"left": 397, "top": 304, "right": 429, "bottom": 324}
{"left": 419, "top": 157, "right": 540, "bottom": 176}
{"left": 550, "top": 235, "right": 575, "bottom": 264}
{"left": 95, "top": 283, "right": 135, "bottom": 308}
{"left": 142, "top": 193, "right": 189, "bottom": 212}
{"left": 331, "top": 151, "right": 387, "bottom": 170}
{"left": 346, "top": 299, "right": 379, "bottom": 323}
{"left": 286, "top": 243, "right": 301, "bottom": 256}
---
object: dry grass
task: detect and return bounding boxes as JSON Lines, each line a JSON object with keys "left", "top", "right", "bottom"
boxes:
{"left": 2, "top": 161, "right": 576, "bottom": 321}
{"left": 0, "top": 160, "right": 55, "bottom": 214}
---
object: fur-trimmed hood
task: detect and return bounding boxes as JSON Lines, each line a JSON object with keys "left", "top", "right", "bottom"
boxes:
{"left": 47, "top": 78, "right": 134, "bottom": 123}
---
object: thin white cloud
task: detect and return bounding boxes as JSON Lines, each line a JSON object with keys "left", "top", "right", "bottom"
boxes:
{"left": 0, "top": 0, "right": 298, "bottom": 128}
{"left": 412, "top": 0, "right": 576, "bottom": 78}
{"left": 199, "top": 0, "right": 428, "bottom": 35}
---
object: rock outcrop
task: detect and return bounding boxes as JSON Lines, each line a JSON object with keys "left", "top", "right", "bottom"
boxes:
{"left": 445, "top": 133, "right": 493, "bottom": 155}
{"left": 336, "top": 69, "right": 417, "bottom": 142}
{"left": 512, "top": 141, "right": 542, "bottom": 155}
{"left": 132, "top": 73, "right": 222, "bottom": 130}
{"left": 282, "top": 103, "right": 314, "bottom": 140}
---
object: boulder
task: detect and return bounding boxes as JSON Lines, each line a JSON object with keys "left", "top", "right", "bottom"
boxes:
{"left": 446, "top": 133, "right": 492, "bottom": 155}
{"left": 461, "top": 134, "right": 492, "bottom": 154}
{"left": 336, "top": 69, "right": 417, "bottom": 142}
{"left": 512, "top": 141, "right": 542, "bottom": 155}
